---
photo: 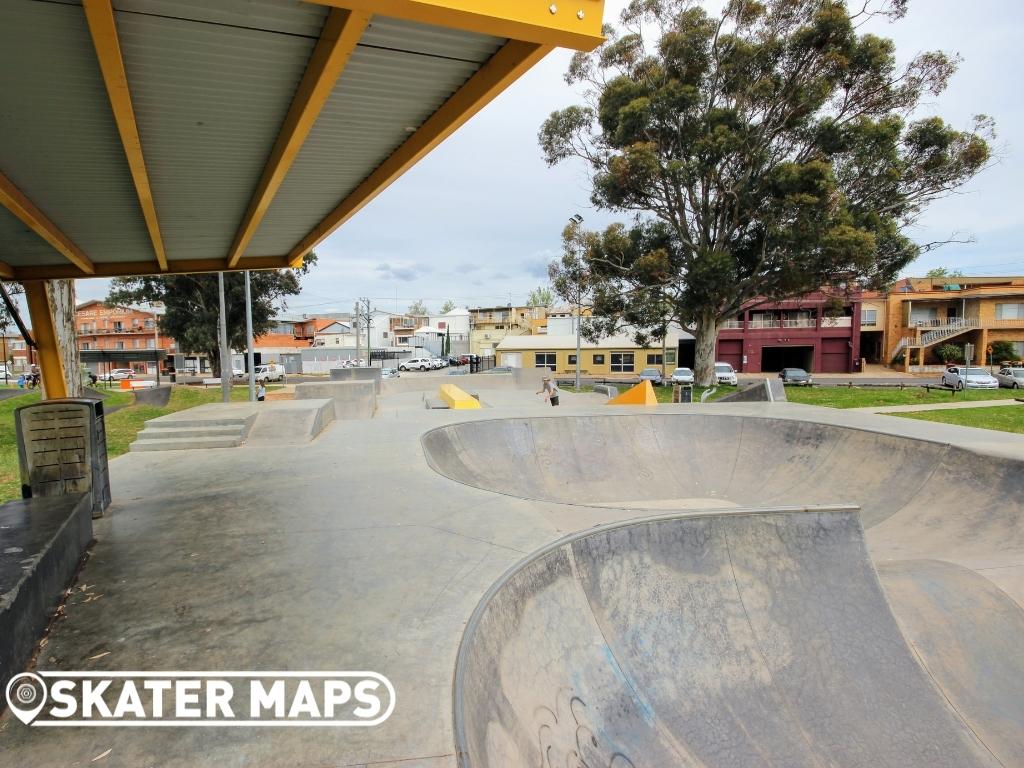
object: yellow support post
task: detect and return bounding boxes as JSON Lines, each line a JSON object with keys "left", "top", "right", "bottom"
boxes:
{"left": 308, "top": 0, "right": 605, "bottom": 50}
{"left": 23, "top": 281, "right": 68, "bottom": 400}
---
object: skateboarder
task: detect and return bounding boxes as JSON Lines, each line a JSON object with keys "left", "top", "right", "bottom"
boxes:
{"left": 537, "top": 376, "right": 560, "bottom": 407}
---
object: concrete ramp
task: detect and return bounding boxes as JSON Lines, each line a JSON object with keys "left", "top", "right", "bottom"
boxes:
{"left": 455, "top": 509, "right": 999, "bottom": 767}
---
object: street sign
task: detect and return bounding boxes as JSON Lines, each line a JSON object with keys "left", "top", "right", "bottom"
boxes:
{"left": 964, "top": 343, "right": 974, "bottom": 364}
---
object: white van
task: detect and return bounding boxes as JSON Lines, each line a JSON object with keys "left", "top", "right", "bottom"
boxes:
{"left": 253, "top": 364, "right": 286, "bottom": 383}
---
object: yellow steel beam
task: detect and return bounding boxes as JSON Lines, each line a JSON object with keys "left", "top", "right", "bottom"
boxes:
{"left": 287, "top": 39, "right": 550, "bottom": 267}
{"left": 0, "top": 172, "right": 95, "bottom": 275}
{"left": 226, "top": 7, "right": 370, "bottom": 268}
{"left": 83, "top": 0, "right": 168, "bottom": 271}
{"left": 23, "top": 281, "right": 68, "bottom": 399}
{"left": 0, "top": 260, "right": 13, "bottom": 279}
{"left": 308, "top": 0, "right": 605, "bottom": 50}
{"left": 13, "top": 256, "right": 293, "bottom": 281}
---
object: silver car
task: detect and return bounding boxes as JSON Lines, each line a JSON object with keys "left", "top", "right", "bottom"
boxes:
{"left": 638, "top": 367, "right": 663, "bottom": 385}
{"left": 669, "top": 367, "right": 694, "bottom": 385}
{"left": 995, "top": 366, "right": 1024, "bottom": 389}
{"left": 941, "top": 366, "right": 999, "bottom": 390}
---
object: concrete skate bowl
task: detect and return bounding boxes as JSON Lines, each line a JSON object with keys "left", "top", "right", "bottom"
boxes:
{"left": 422, "top": 415, "right": 1024, "bottom": 767}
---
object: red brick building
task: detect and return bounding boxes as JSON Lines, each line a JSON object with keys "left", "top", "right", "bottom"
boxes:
{"left": 75, "top": 300, "right": 176, "bottom": 374}
{"left": 691, "top": 292, "right": 863, "bottom": 374}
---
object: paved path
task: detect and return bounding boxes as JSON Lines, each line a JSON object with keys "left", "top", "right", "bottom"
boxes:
{"left": 858, "top": 398, "right": 1024, "bottom": 413}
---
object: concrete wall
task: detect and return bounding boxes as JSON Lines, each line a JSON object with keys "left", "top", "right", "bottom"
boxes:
{"left": 294, "top": 381, "right": 375, "bottom": 420}
{"left": 329, "top": 366, "right": 382, "bottom": 393}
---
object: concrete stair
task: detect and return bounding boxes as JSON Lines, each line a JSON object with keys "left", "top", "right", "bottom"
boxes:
{"left": 131, "top": 417, "right": 250, "bottom": 452}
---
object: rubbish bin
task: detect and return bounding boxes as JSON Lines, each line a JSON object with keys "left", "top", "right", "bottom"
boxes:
{"left": 680, "top": 385, "right": 693, "bottom": 404}
{"left": 15, "top": 398, "right": 111, "bottom": 519}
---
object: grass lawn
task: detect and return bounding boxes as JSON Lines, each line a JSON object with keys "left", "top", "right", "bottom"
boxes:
{"left": 785, "top": 386, "right": 1019, "bottom": 409}
{"left": 0, "top": 385, "right": 280, "bottom": 504}
{"left": 889, "top": 405, "right": 1024, "bottom": 435}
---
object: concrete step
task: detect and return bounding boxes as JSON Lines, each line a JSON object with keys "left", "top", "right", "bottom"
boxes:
{"left": 136, "top": 425, "right": 243, "bottom": 440}
{"left": 131, "top": 435, "right": 243, "bottom": 451}
{"left": 144, "top": 417, "right": 251, "bottom": 430}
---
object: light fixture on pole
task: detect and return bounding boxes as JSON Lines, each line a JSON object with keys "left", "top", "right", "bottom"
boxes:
{"left": 569, "top": 214, "right": 584, "bottom": 391}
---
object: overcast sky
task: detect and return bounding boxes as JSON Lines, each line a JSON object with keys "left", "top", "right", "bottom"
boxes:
{"left": 74, "top": 0, "right": 1024, "bottom": 316}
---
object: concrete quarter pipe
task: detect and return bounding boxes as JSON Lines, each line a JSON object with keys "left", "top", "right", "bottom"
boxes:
{"left": 425, "top": 415, "right": 1024, "bottom": 767}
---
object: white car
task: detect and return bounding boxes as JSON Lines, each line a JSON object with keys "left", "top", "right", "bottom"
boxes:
{"left": 669, "top": 367, "right": 694, "bottom": 385}
{"left": 399, "top": 357, "right": 432, "bottom": 372}
{"left": 994, "top": 366, "right": 1024, "bottom": 389}
{"left": 381, "top": 367, "right": 400, "bottom": 379}
{"left": 714, "top": 362, "right": 738, "bottom": 385}
{"left": 430, "top": 358, "right": 447, "bottom": 369}
{"left": 941, "top": 366, "right": 998, "bottom": 390}
{"left": 253, "top": 363, "right": 286, "bottom": 383}
{"left": 99, "top": 368, "right": 135, "bottom": 381}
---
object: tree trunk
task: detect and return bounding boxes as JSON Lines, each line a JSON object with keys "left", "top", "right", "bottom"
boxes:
{"left": 693, "top": 312, "right": 719, "bottom": 388}
{"left": 207, "top": 346, "right": 221, "bottom": 378}
{"left": 44, "top": 279, "right": 83, "bottom": 398}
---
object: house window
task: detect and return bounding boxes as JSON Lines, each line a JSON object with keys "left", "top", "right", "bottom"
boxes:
{"left": 593, "top": 354, "right": 605, "bottom": 364}
{"left": 133, "top": 339, "right": 141, "bottom": 349}
{"left": 610, "top": 352, "right": 634, "bottom": 373}
{"left": 115, "top": 341, "right": 124, "bottom": 350}
{"left": 146, "top": 339, "right": 155, "bottom": 349}
{"left": 995, "top": 303, "right": 1024, "bottom": 320}
{"left": 568, "top": 354, "right": 577, "bottom": 365}
{"left": 665, "top": 350, "right": 676, "bottom": 364}
{"left": 382, "top": 331, "right": 388, "bottom": 338}
{"left": 114, "top": 322, "right": 124, "bottom": 332}
{"left": 81, "top": 342, "right": 90, "bottom": 351}
{"left": 144, "top": 318, "right": 155, "bottom": 329}
{"left": 647, "top": 354, "right": 663, "bottom": 365}
{"left": 535, "top": 352, "right": 556, "bottom": 369}
{"left": 861, "top": 309, "right": 878, "bottom": 326}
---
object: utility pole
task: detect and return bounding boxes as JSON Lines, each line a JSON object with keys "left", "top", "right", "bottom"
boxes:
{"left": 353, "top": 302, "right": 361, "bottom": 364}
{"left": 217, "top": 272, "right": 231, "bottom": 404}
{"left": 244, "top": 271, "right": 256, "bottom": 402}
{"left": 363, "top": 298, "right": 372, "bottom": 367}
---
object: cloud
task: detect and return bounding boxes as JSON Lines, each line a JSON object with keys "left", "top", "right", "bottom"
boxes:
{"left": 457, "top": 262, "right": 482, "bottom": 272}
{"left": 522, "top": 256, "right": 553, "bottom": 279}
{"left": 373, "top": 263, "right": 423, "bottom": 281}
{"left": 491, "top": 271, "right": 510, "bottom": 280}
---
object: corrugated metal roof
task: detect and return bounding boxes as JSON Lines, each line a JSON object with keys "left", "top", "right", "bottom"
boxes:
{"left": 115, "top": 8, "right": 318, "bottom": 262}
{"left": 0, "top": 1, "right": 153, "bottom": 266}
{"left": 109, "top": 0, "right": 329, "bottom": 38}
{"left": 245, "top": 17, "right": 504, "bottom": 257}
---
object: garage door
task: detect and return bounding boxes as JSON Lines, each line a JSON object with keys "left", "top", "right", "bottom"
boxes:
{"left": 718, "top": 340, "right": 743, "bottom": 369}
{"left": 820, "top": 339, "right": 849, "bottom": 373}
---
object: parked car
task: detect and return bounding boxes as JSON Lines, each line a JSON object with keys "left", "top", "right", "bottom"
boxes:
{"left": 99, "top": 368, "right": 135, "bottom": 381}
{"left": 941, "top": 366, "right": 999, "bottom": 390}
{"left": 399, "top": 357, "right": 432, "bottom": 372}
{"left": 714, "top": 362, "right": 738, "bottom": 385}
{"left": 638, "top": 367, "right": 664, "bottom": 386}
{"left": 778, "top": 367, "right": 813, "bottom": 385}
{"left": 0, "top": 364, "right": 12, "bottom": 379}
{"left": 253, "top": 363, "right": 286, "bottom": 383}
{"left": 995, "top": 366, "right": 1024, "bottom": 389}
{"left": 380, "top": 367, "right": 400, "bottom": 379}
{"left": 669, "top": 367, "right": 694, "bottom": 385}
{"left": 428, "top": 358, "right": 445, "bottom": 369}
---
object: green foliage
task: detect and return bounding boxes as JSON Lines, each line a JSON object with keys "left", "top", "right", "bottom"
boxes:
{"left": 541, "top": 0, "right": 993, "bottom": 384}
{"left": 107, "top": 255, "right": 316, "bottom": 376}
{"left": 527, "top": 286, "right": 555, "bottom": 307}
{"left": 990, "top": 340, "right": 1021, "bottom": 362}
{"left": 407, "top": 299, "right": 429, "bottom": 316}
{"left": 440, "top": 299, "right": 456, "bottom": 314}
{"left": 925, "top": 267, "right": 965, "bottom": 278}
{"left": 935, "top": 342, "right": 963, "bottom": 363}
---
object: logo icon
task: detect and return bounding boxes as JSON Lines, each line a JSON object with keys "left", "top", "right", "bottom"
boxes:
{"left": 6, "top": 673, "right": 47, "bottom": 725}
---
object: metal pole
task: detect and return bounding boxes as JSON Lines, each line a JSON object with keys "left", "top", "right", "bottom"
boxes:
{"left": 575, "top": 303, "right": 581, "bottom": 390}
{"left": 353, "top": 303, "right": 360, "bottom": 365}
{"left": 218, "top": 272, "right": 230, "bottom": 403}
{"left": 245, "top": 270, "right": 256, "bottom": 402}
{"left": 364, "top": 298, "right": 372, "bottom": 367}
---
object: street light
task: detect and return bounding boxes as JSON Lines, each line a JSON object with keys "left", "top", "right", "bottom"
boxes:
{"left": 569, "top": 214, "right": 584, "bottom": 391}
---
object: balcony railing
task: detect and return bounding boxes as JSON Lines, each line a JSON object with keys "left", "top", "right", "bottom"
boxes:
{"left": 720, "top": 319, "right": 743, "bottom": 329}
